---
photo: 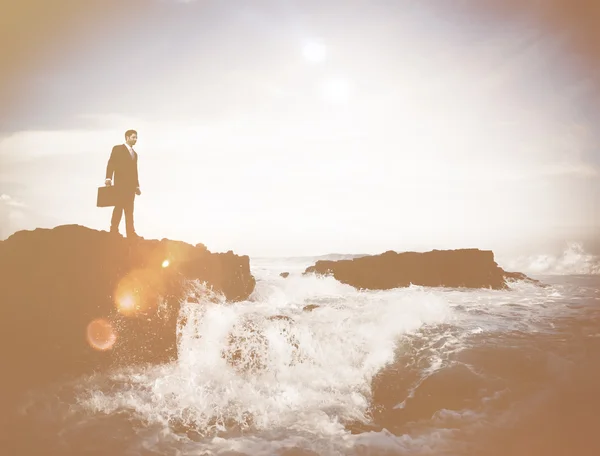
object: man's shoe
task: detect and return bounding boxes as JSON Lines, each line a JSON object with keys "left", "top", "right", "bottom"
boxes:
{"left": 127, "top": 232, "right": 143, "bottom": 240}
{"left": 109, "top": 230, "right": 122, "bottom": 237}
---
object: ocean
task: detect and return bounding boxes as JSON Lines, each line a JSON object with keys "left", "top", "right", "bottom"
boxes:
{"left": 2, "top": 246, "right": 599, "bottom": 456}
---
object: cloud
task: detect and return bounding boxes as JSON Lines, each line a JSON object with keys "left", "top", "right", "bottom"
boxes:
{"left": 1, "top": 0, "right": 599, "bottom": 254}
{"left": 0, "top": 115, "right": 148, "bottom": 163}
{"left": 0, "top": 194, "right": 26, "bottom": 208}
{"left": 539, "top": 163, "right": 599, "bottom": 178}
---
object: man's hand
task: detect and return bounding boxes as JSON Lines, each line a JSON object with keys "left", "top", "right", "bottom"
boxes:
{"left": 135, "top": 187, "right": 141, "bottom": 196}
{"left": 105, "top": 179, "right": 112, "bottom": 186}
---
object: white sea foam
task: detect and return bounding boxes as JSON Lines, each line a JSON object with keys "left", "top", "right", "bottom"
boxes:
{"left": 500, "top": 242, "right": 600, "bottom": 275}
{"left": 76, "top": 268, "right": 454, "bottom": 449}
{"left": 74, "top": 257, "right": 585, "bottom": 454}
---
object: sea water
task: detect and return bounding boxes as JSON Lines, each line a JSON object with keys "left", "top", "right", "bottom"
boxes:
{"left": 3, "top": 247, "right": 599, "bottom": 456}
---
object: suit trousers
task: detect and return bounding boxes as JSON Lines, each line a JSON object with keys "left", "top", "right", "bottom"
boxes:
{"left": 110, "top": 190, "right": 136, "bottom": 235}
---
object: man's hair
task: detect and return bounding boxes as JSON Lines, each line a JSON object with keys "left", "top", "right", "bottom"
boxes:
{"left": 125, "top": 129, "right": 137, "bottom": 139}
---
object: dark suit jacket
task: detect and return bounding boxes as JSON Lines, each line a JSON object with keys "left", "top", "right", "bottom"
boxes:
{"left": 105, "top": 144, "right": 140, "bottom": 191}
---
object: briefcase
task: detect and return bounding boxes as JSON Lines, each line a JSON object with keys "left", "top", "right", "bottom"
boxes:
{"left": 97, "top": 186, "right": 118, "bottom": 207}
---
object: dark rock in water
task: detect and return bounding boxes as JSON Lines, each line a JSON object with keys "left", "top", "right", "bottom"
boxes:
{"left": 222, "top": 314, "right": 301, "bottom": 374}
{"left": 223, "top": 318, "right": 269, "bottom": 374}
{"left": 302, "top": 304, "right": 320, "bottom": 312}
{"left": 0, "top": 224, "right": 255, "bottom": 394}
{"left": 267, "top": 314, "right": 294, "bottom": 322}
{"left": 303, "top": 249, "right": 539, "bottom": 290}
{"left": 504, "top": 270, "right": 546, "bottom": 286}
{"left": 280, "top": 272, "right": 290, "bottom": 278}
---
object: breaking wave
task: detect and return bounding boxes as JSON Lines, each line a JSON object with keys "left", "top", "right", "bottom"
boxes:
{"left": 501, "top": 242, "right": 600, "bottom": 275}
{"left": 7, "top": 260, "right": 599, "bottom": 456}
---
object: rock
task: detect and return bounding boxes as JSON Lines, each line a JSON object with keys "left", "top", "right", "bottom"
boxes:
{"left": 223, "top": 318, "right": 269, "bottom": 373}
{"left": 302, "top": 304, "right": 320, "bottom": 312}
{"left": 267, "top": 315, "right": 294, "bottom": 322}
{"left": 0, "top": 224, "right": 255, "bottom": 394}
{"left": 504, "top": 270, "right": 546, "bottom": 286}
{"left": 303, "top": 249, "right": 539, "bottom": 290}
{"left": 222, "top": 314, "right": 301, "bottom": 374}
{"left": 280, "top": 272, "right": 289, "bottom": 278}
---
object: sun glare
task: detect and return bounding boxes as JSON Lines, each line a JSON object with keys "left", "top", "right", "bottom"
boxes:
{"left": 302, "top": 40, "right": 327, "bottom": 63}
{"left": 320, "top": 77, "right": 353, "bottom": 103}
{"left": 162, "top": 259, "right": 170, "bottom": 268}
{"left": 117, "top": 294, "right": 137, "bottom": 315}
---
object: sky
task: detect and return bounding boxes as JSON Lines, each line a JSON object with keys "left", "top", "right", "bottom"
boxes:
{"left": 1, "top": 0, "right": 599, "bottom": 257}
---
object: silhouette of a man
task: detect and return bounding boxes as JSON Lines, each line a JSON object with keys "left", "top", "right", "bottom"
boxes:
{"left": 105, "top": 129, "right": 142, "bottom": 238}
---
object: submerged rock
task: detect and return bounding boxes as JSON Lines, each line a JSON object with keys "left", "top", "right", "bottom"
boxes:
{"left": 304, "top": 248, "right": 540, "bottom": 290}
{"left": 302, "top": 304, "right": 320, "bottom": 312}
{"left": 222, "top": 314, "right": 302, "bottom": 374}
{"left": 0, "top": 224, "right": 255, "bottom": 393}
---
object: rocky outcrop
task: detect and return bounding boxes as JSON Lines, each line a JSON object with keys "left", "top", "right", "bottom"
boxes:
{"left": 0, "top": 224, "right": 255, "bottom": 393}
{"left": 304, "top": 249, "right": 540, "bottom": 290}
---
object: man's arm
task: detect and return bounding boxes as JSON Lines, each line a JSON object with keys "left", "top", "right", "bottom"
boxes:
{"left": 105, "top": 146, "right": 117, "bottom": 184}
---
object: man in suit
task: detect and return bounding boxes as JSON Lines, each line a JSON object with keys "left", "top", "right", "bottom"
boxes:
{"left": 105, "top": 129, "right": 142, "bottom": 238}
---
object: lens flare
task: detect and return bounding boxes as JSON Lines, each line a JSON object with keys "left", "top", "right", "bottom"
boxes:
{"left": 117, "top": 293, "right": 137, "bottom": 316}
{"left": 86, "top": 318, "right": 116, "bottom": 351}
{"left": 113, "top": 267, "right": 167, "bottom": 316}
{"left": 162, "top": 259, "right": 170, "bottom": 268}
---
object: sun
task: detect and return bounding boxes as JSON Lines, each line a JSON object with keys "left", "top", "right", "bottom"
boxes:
{"left": 302, "top": 40, "right": 327, "bottom": 63}
{"left": 320, "top": 77, "right": 353, "bottom": 103}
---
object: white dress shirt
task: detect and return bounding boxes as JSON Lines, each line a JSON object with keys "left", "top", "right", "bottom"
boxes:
{"left": 124, "top": 143, "right": 135, "bottom": 159}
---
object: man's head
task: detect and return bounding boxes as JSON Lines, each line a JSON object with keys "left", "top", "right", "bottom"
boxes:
{"left": 125, "top": 130, "right": 138, "bottom": 146}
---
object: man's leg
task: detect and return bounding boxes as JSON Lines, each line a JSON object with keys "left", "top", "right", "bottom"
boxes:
{"left": 124, "top": 192, "right": 136, "bottom": 237}
{"left": 110, "top": 202, "right": 124, "bottom": 233}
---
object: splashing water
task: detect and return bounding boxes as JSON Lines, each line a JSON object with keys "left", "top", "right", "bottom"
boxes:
{"left": 76, "top": 273, "right": 452, "bottom": 449}
{"left": 9, "top": 256, "right": 598, "bottom": 456}
{"left": 501, "top": 242, "right": 600, "bottom": 275}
